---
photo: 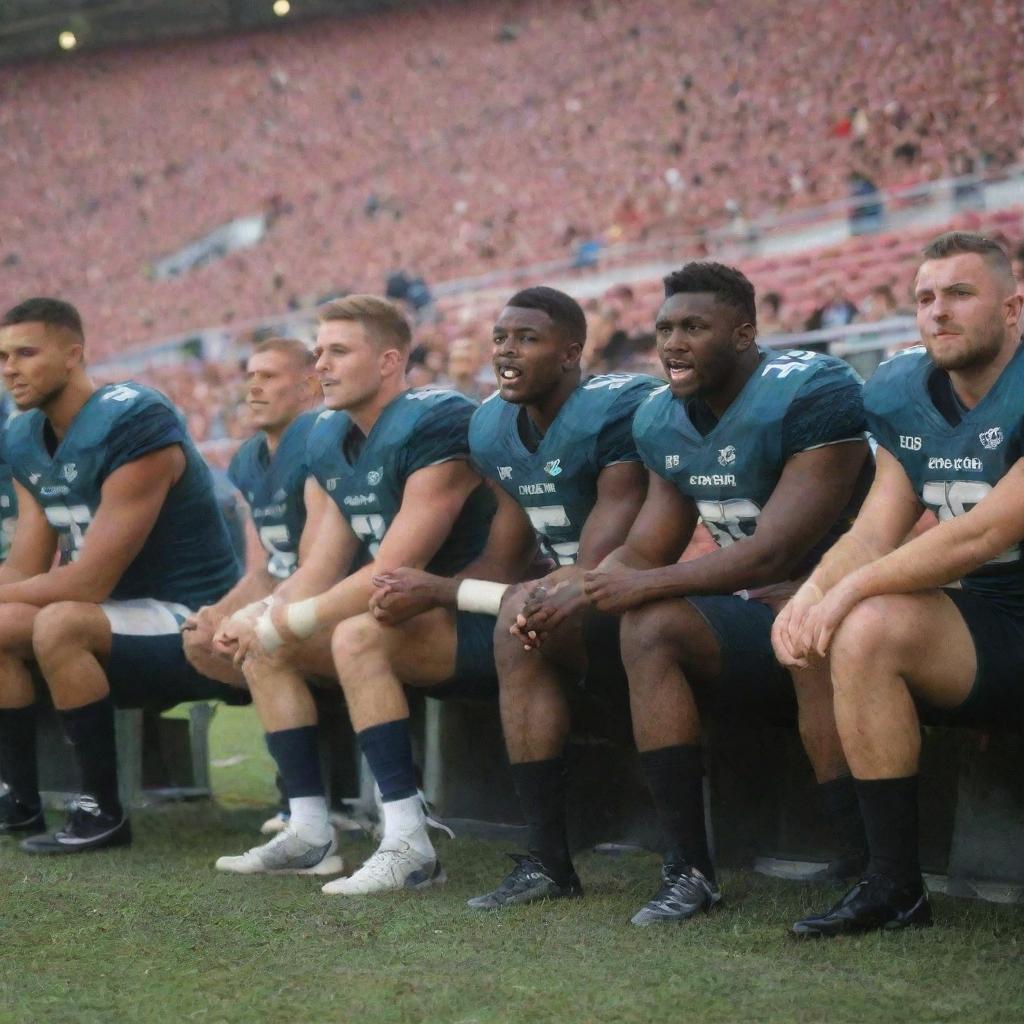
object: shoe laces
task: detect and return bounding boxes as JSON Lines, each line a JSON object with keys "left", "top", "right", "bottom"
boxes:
{"left": 496, "top": 853, "right": 553, "bottom": 894}
{"left": 649, "top": 865, "right": 714, "bottom": 911}
{"left": 354, "top": 840, "right": 424, "bottom": 880}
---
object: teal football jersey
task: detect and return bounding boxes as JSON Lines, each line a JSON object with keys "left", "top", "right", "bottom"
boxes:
{"left": 2, "top": 382, "right": 240, "bottom": 608}
{"left": 0, "top": 450, "right": 15, "bottom": 562}
{"left": 866, "top": 343, "right": 1024, "bottom": 610}
{"left": 634, "top": 351, "right": 866, "bottom": 578}
{"left": 307, "top": 387, "right": 493, "bottom": 575}
{"left": 228, "top": 409, "right": 318, "bottom": 579}
{"left": 470, "top": 373, "right": 662, "bottom": 566}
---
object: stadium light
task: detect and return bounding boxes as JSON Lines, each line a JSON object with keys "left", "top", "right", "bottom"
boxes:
{"left": 273, "top": 0, "right": 291, "bottom": 15}
{"left": 58, "top": 30, "right": 77, "bottom": 51}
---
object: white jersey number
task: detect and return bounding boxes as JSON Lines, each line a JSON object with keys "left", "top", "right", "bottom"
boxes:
{"left": 922, "top": 480, "right": 1019, "bottom": 565}
{"left": 44, "top": 504, "right": 93, "bottom": 560}
{"left": 350, "top": 513, "right": 386, "bottom": 558}
{"left": 524, "top": 504, "right": 580, "bottom": 566}
{"left": 258, "top": 524, "right": 298, "bottom": 579}
{"left": 696, "top": 498, "right": 762, "bottom": 548}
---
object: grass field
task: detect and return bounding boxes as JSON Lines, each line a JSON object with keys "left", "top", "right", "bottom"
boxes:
{"left": 1, "top": 707, "right": 1022, "bottom": 1024}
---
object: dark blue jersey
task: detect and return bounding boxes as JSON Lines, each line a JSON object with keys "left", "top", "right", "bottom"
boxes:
{"left": 2, "top": 382, "right": 240, "bottom": 607}
{"left": 0, "top": 451, "right": 15, "bottom": 563}
{"left": 228, "top": 410, "right": 318, "bottom": 580}
{"left": 866, "top": 343, "right": 1024, "bottom": 612}
{"left": 307, "top": 387, "right": 493, "bottom": 575}
{"left": 470, "top": 373, "right": 661, "bottom": 566}
{"left": 634, "top": 350, "right": 867, "bottom": 579}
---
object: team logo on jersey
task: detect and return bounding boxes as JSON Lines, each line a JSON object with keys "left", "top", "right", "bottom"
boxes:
{"left": 498, "top": 466, "right": 513, "bottom": 481}
{"left": 61, "top": 463, "right": 78, "bottom": 483}
{"left": 979, "top": 427, "right": 1004, "bottom": 451}
{"left": 273, "top": 488, "right": 287, "bottom": 502}
{"left": 665, "top": 455, "right": 681, "bottom": 470}
{"left": 543, "top": 459, "right": 563, "bottom": 477}
{"left": 326, "top": 478, "right": 339, "bottom": 491}
{"left": 28, "top": 472, "right": 40, "bottom": 485}
{"left": 717, "top": 446, "right": 737, "bottom": 467}
{"left": 366, "top": 467, "right": 384, "bottom": 486}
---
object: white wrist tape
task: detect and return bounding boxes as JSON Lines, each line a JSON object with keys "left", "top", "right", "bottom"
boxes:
{"left": 456, "top": 579, "right": 510, "bottom": 616}
{"left": 230, "top": 597, "right": 272, "bottom": 624}
{"left": 284, "top": 598, "right": 320, "bottom": 639}
{"left": 254, "top": 610, "right": 284, "bottom": 654}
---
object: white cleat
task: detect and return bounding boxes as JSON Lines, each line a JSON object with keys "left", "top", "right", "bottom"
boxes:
{"left": 216, "top": 826, "right": 344, "bottom": 876}
{"left": 321, "top": 839, "right": 446, "bottom": 896}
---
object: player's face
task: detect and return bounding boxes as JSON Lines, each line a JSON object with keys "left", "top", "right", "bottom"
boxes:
{"left": 654, "top": 292, "right": 745, "bottom": 400}
{"left": 0, "top": 321, "right": 78, "bottom": 411}
{"left": 491, "top": 306, "right": 578, "bottom": 404}
{"left": 313, "top": 320, "right": 385, "bottom": 412}
{"left": 245, "top": 350, "right": 311, "bottom": 432}
{"left": 915, "top": 254, "right": 1016, "bottom": 372}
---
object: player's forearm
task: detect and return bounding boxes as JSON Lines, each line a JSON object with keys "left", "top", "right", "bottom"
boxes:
{"left": 596, "top": 544, "right": 662, "bottom": 573}
{"left": 803, "top": 527, "right": 887, "bottom": 596}
{"left": 298, "top": 564, "right": 376, "bottom": 628}
{"left": 0, "top": 563, "right": 117, "bottom": 607}
{"left": 206, "top": 570, "right": 276, "bottom": 621}
{"left": 274, "top": 557, "right": 347, "bottom": 604}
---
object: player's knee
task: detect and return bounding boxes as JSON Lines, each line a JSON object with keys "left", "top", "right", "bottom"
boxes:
{"left": 32, "top": 601, "right": 93, "bottom": 659}
{"left": 830, "top": 596, "right": 902, "bottom": 676}
{"left": 331, "top": 614, "right": 383, "bottom": 667}
{"left": 620, "top": 600, "right": 689, "bottom": 664}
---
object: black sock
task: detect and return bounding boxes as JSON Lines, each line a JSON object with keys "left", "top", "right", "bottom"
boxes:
{"left": 639, "top": 744, "right": 714, "bottom": 881}
{"left": 265, "top": 726, "right": 323, "bottom": 798}
{"left": 855, "top": 775, "right": 921, "bottom": 887}
{"left": 819, "top": 775, "right": 868, "bottom": 864}
{"left": 0, "top": 705, "right": 40, "bottom": 811}
{"left": 58, "top": 697, "right": 122, "bottom": 817}
{"left": 357, "top": 719, "right": 417, "bottom": 802}
{"left": 510, "top": 757, "right": 572, "bottom": 879}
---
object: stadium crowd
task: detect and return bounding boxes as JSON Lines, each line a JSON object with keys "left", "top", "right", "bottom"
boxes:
{"left": 2, "top": 0, "right": 1023, "bottom": 354}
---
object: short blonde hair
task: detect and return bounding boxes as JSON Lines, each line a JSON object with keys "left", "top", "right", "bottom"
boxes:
{"left": 251, "top": 336, "right": 316, "bottom": 369}
{"left": 318, "top": 294, "right": 412, "bottom": 352}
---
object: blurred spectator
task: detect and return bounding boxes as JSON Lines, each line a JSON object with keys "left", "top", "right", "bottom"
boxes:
{"left": 805, "top": 279, "right": 859, "bottom": 331}
{"left": 848, "top": 170, "right": 884, "bottom": 234}
{"left": 442, "top": 337, "right": 492, "bottom": 401}
{"left": 757, "top": 291, "right": 786, "bottom": 335}
{"left": 858, "top": 283, "right": 903, "bottom": 322}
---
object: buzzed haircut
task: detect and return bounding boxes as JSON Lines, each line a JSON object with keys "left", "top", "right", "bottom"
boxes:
{"left": 252, "top": 336, "right": 316, "bottom": 369}
{"left": 663, "top": 262, "right": 757, "bottom": 327}
{"left": 505, "top": 286, "right": 587, "bottom": 347}
{"left": 318, "top": 294, "right": 412, "bottom": 352}
{"left": 1, "top": 297, "right": 84, "bottom": 339}
{"left": 922, "top": 232, "right": 1016, "bottom": 286}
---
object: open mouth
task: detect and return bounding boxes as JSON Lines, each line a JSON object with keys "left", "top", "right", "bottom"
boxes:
{"left": 665, "top": 358, "right": 696, "bottom": 384}
{"left": 497, "top": 365, "right": 523, "bottom": 383}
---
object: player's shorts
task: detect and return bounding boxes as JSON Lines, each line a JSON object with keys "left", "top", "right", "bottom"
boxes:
{"left": 102, "top": 598, "right": 251, "bottom": 710}
{"left": 427, "top": 611, "right": 498, "bottom": 701}
{"left": 686, "top": 594, "right": 796, "bottom": 723}
{"left": 922, "top": 588, "right": 1024, "bottom": 730}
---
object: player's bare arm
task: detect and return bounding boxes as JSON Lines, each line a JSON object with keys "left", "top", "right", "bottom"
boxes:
{"left": 0, "top": 479, "right": 59, "bottom": 587}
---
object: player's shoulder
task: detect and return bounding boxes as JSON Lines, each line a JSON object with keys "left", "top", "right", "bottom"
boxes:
{"left": 578, "top": 372, "right": 663, "bottom": 415}
{"left": 228, "top": 431, "right": 264, "bottom": 481}
{"left": 305, "top": 407, "right": 351, "bottom": 462}
{"left": 383, "top": 386, "right": 476, "bottom": 443}
{"left": 278, "top": 408, "right": 322, "bottom": 457}
{"left": 401, "top": 385, "right": 477, "bottom": 416}
{"left": 632, "top": 382, "right": 673, "bottom": 435}
{"left": 863, "top": 345, "right": 929, "bottom": 413}
{"left": 469, "top": 388, "right": 515, "bottom": 437}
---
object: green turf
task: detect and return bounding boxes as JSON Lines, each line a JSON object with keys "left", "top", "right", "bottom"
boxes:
{"left": 1, "top": 706, "right": 1022, "bottom": 1024}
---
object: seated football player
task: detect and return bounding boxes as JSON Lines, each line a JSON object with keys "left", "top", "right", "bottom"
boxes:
{"left": 182, "top": 336, "right": 321, "bottom": 689}
{"left": 327, "top": 287, "right": 659, "bottom": 898}
{"left": 0, "top": 298, "right": 244, "bottom": 852}
{"left": 574, "top": 262, "right": 872, "bottom": 925}
{"left": 773, "top": 232, "right": 1024, "bottom": 936}
{"left": 212, "top": 295, "right": 496, "bottom": 877}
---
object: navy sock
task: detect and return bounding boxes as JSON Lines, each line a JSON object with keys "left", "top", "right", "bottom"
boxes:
{"left": 639, "top": 744, "right": 715, "bottom": 881}
{"left": 265, "top": 726, "right": 323, "bottom": 798}
{"left": 0, "top": 705, "right": 40, "bottom": 810}
{"left": 855, "top": 775, "right": 921, "bottom": 887}
{"left": 58, "top": 697, "right": 122, "bottom": 816}
{"left": 819, "top": 775, "right": 868, "bottom": 863}
{"left": 357, "top": 719, "right": 417, "bottom": 802}
{"left": 510, "top": 757, "right": 573, "bottom": 879}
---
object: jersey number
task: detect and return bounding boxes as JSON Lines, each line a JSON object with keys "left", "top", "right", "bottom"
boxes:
{"left": 921, "top": 480, "right": 1019, "bottom": 565}
{"left": 583, "top": 374, "right": 635, "bottom": 391}
{"left": 257, "top": 524, "right": 298, "bottom": 580}
{"left": 350, "top": 514, "right": 386, "bottom": 557}
{"left": 44, "top": 504, "right": 93, "bottom": 560}
{"left": 524, "top": 505, "right": 580, "bottom": 566}
{"left": 696, "top": 498, "right": 762, "bottom": 548}
{"left": 101, "top": 385, "right": 140, "bottom": 403}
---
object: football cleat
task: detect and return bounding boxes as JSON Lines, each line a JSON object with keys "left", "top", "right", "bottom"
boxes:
{"left": 0, "top": 792, "right": 45, "bottom": 836}
{"left": 466, "top": 853, "right": 582, "bottom": 910}
{"left": 215, "top": 826, "right": 344, "bottom": 876}
{"left": 630, "top": 864, "right": 722, "bottom": 926}
{"left": 792, "top": 874, "right": 933, "bottom": 937}
{"left": 21, "top": 796, "right": 131, "bottom": 854}
{"left": 321, "top": 839, "right": 445, "bottom": 896}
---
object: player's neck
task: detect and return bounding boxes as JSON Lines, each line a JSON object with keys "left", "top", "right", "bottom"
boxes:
{"left": 524, "top": 371, "right": 581, "bottom": 435}
{"left": 947, "top": 334, "right": 1021, "bottom": 410}
{"left": 347, "top": 380, "right": 406, "bottom": 437}
{"left": 703, "top": 352, "right": 759, "bottom": 421}
{"left": 41, "top": 374, "right": 96, "bottom": 441}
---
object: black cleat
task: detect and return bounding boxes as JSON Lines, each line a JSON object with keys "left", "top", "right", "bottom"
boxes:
{"left": 21, "top": 796, "right": 132, "bottom": 855}
{"left": 792, "top": 873, "right": 932, "bottom": 937}
{"left": 0, "top": 792, "right": 45, "bottom": 836}
{"left": 466, "top": 853, "right": 582, "bottom": 910}
{"left": 630, "top": 864, "right": 722, "bottom": 926}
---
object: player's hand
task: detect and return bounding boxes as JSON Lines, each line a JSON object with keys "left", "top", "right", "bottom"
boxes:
{"left": 370, "top": 568, "right": 454, "bottom": 625}
{"left": 770, "top": 581, "right": 823, "bottom": 668}
{"left": 803, "top": 576, "right": 867, "bottom": 659}
{"left": 512, "top": 577, "right": 582, "bottom": 650}
{"left": 581, "top": 565, "right": 656, "bottom": 614}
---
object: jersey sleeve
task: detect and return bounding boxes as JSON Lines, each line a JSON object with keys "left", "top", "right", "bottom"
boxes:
{"left": 105, "top": 402, "right": 186, "bottom": 475}
{"left": 630, "top": 390, "right": 672, "bottom": 479}
{"left": 780, "top": 368, "right": 866, "bottom": 459}
{"left": 398, "top": 397, "right": 474, "bottom": 478}
{"left": 594, "top": 388, "right": 647, "bottom": 468}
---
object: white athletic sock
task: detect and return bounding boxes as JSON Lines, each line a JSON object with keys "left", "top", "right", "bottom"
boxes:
{"left": 287, "top": 796, "right": 331, "bottom": 844}
{"left": 382, "top": 794, "right": 433, "bottom": 859}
